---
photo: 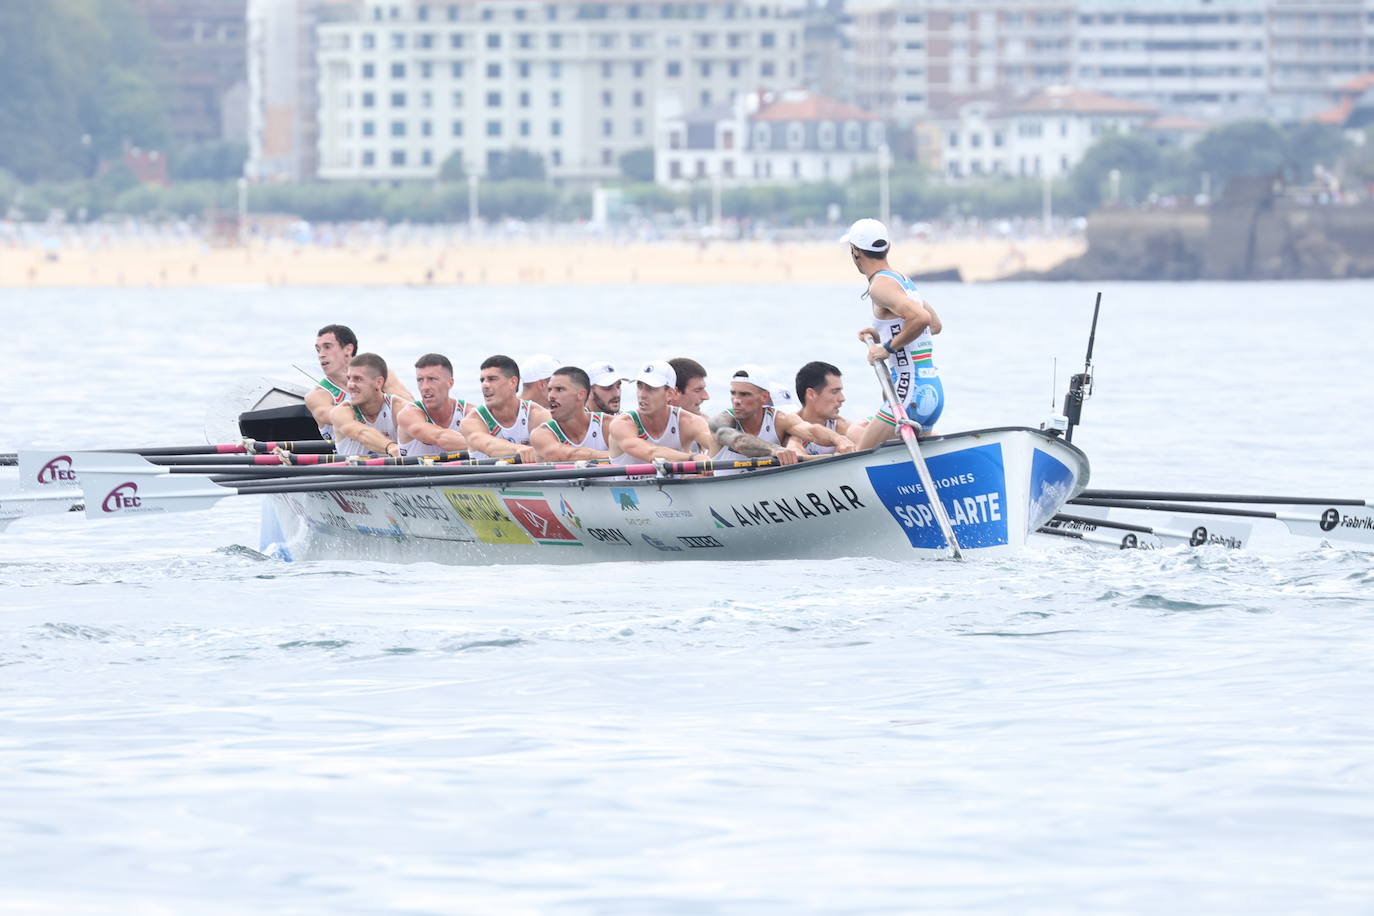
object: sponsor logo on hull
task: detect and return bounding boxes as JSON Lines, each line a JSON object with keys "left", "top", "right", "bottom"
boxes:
{"left": 502, "top": 491, "right": 581, "bottom": 545}
{"left": 442, "top": 489, "right": 534, "bottom": 545}
{"left": 866, "top": 443, "right": 1009, "bottom": 549}
{"left": 713, "top": 487, "right": 866, "bottom": 528}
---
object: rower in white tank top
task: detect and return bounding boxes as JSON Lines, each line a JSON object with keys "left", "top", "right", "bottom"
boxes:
{"left": 335, "top": 394, "right": 400, "bottom": 458}
{"left": 468, "top": 400, "right": 534, "bottom": 459}
{"left": 713, "top": 405, "right": 780, "bottom": 475}
{"left": 315, "top": 377, "right": 350, "bottom": 441}
{"left": 401, "top": 398, "right": 470, "bottom": 457}
{"left": 612, "top": 406, "right": 685, "bottom": 466}
{"left": 542, "top": 411, "right": 610, "bottom": 451}
{"left": 803, "top": 418, "right": 840, "bottom": 456}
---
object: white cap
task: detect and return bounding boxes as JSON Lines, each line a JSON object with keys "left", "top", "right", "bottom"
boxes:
{"left": 634, "top": 359, "right": 676, "bottom": 389}
{"left": 840, "top": 218, "right": 891, "bottom": 254}
{"left": 587, "top": 360, "right": 628, "bottom": 387}
{"left": 768, "top": 381, "right": 798, "bottom": 410}
{"left": 729, "top": 364, "right": 769, "bottom": 391}
{"left": 521, "top": 354, "right": 560, "bottom": 382}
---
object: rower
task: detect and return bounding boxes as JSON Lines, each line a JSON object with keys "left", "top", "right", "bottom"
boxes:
{"left": 608, "top": 360, "right": 716, "bottom": 466}
{"left": 519, "top": 354, "right": 560, "bottom": 409}
{"left": 709, "top": 366, "right": 841, "bottom": 473}
{"left": 396, "top": 353, "right": 470, "bottom": 457}
{"left": 305, "top": 324, "right": 411, "bottom": 440}
{"left": 329, "top": 353, "right": 404, "bottom": 458}
{"left": 785, "top": 361, "right": 857, "bottom": 457}
{"left": 841, "top": 218, "right": 946, "bottom": 450}
{"left": 530, "top": 366, "right": 611, "bottom": 462}
{"left": 668, "top": 357, "right": 710, "bottom": 415}
{"left": 587, "top": 361, "right": 628, "bottom": 414}
{"left": 459, "top": 355, "right": 551, "bottom": 462}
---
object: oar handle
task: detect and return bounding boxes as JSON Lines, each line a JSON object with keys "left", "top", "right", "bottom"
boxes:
{"left": 869, "top": 352, "right": 963, "bottom": 559}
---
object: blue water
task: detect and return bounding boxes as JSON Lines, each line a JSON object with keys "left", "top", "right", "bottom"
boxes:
{"left": 3, "top": 281, "right": 1373, "bottom": 912}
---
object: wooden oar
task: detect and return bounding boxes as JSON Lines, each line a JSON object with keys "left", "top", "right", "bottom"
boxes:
{"left": 869, "top": 353, "right": 962, "bottom": 559}
{"left": 71, "top": 453, "right": 782, "bottom": 519}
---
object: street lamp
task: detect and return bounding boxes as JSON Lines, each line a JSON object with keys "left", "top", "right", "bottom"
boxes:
{"left": 878, "top": 142, "right": 891, "bottom": 226}
{"left": 237, "top": 176, "right": 248, "bottom": 246}
{"left": 468, "top": 173, "right": 480, "bottom": 232}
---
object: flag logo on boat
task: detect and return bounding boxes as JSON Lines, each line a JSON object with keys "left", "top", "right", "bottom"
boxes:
{"left": 502, "top": 492, "right": 581, "bottom": 545}
{"left": 558, "top": 495, "right": 583, "bottom": 530}
{"left": 710, "top": 508, "right": 734, "bottom": 529}
{"left": 611, "top": 488, "right": 640, "bottom": 511}
{"left": 442, "top": 489, "right": 534, "bottom": 545}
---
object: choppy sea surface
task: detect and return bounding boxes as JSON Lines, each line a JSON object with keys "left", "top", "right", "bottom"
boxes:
{"left": 3, "top": 280, "right": 1373, "bottom": 913}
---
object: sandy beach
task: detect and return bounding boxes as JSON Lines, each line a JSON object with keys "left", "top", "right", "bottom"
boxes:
{"left": 0, "top": 236, "right": 1083, "bottom": 287}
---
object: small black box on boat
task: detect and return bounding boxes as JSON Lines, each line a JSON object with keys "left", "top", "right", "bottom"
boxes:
{"left": 238, "top": 405, "right": 323, "bottom": 442}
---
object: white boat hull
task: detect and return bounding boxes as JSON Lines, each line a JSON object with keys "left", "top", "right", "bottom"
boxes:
{"left": 262, "top": 428, "right": 1090, "bottom": 564}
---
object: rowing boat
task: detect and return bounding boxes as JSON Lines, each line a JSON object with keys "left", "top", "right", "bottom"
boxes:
{"left": 245, "top": 427, "right": 1089, "bottom": 563}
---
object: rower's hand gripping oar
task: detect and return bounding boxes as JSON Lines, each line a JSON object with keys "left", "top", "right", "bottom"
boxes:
{"left": 868, "top": 349, "right": 962, "bottom": 559}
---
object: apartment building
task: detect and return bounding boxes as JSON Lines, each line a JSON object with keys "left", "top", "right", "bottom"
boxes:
{"left": 851, "top": 0, "right": 1374, "bottom": 124}
{"left": 313, "top": 0, "right": 810, "bottom": 182}
{"left": 131, "top": 0, "right": 249, "bottom": 144}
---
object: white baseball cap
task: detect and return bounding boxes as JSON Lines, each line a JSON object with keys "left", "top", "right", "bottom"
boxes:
{"left": 634, "top": 359, "right": 676, "bottom": 389}
{"left": 729, "top": 365, "right": 769, "bottom": 391}
{"left": 840, "top": 218, "right": 890, "bottom": 254}
{"left": 587, "top": 360, "right": 628, "bottom": 387}
{"left": 522, "top": 354, "right": 560, "bottom": 382}
{"left": 768, "top": 381, "right": 798, "bottom": 410}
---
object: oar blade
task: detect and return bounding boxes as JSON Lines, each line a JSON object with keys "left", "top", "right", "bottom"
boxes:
{"left": 0, "top": 489, "right": 83, "bottom": 530}
{"left": 16, "top": 450, "right": 83, "bottom": 489}
{"left": 74, "top": 452, "right": 236, "bottom": 519}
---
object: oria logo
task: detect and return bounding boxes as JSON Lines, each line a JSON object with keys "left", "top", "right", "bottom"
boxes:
{"left": 37, "top": 455, "right": 77, "bottom": 485}
{"left": 101, "top": 481, "right": 143, "bottom": 513}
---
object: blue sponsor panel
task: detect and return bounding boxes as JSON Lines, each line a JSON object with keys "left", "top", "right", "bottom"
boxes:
{"left": 1028, "top": 448, "right": 1076, "bottom": 532}
{"left": 865, "top": 443, "right": 1009, "bottom": 549}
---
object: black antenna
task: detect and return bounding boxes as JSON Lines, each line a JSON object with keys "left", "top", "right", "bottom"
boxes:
{"left": 1062, "top": 291, "right": 1102, "bottom": 443}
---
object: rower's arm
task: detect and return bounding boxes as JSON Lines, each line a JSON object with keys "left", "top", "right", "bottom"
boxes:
{"left": 924, "top": 301, "right": 943, "bottom": 335}
{"left": 531, "top": 426, "right": 607, "bottom": 462}
{"left": 397, "top": 404, "right": 467, "bottom": 452}
{"left": 608, "top": 414, "right": 694, "bottom": 463}
{"left": 708, "top": 412, "right": 788, "bottom": 459}
{"left": 458, "top": 412, "right": 536, "bottom": 461}
{"left": 330, "top": 403, "right": 399, "bottom": 457}
{"left": 304, "top": 387, "right": 335, "bottom": 427}
{"left": 383, "top": 370, "right": 413, "bottom": 402}
{"left": 872, "top": 276, "right": 933, "bottom": 349}
{"left": 784, "top": 413, "right": 855, "bottom": 454}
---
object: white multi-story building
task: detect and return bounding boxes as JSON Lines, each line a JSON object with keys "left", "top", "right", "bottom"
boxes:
{"left": 314, "top": 0, "right": 811, "bottom": 182}
{"left": 928, "top": 85, "right": 1156, "bottom": 179}
{"left": 851, "top": 0, "right": 1374, "bottom": 125}
{"left": 654, "top": 89, "right": 884, "bottom": 187}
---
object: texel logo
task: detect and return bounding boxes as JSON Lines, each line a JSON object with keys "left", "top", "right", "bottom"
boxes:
{"left": 612, "top": 488, "right": 640, "bottom": 511}
{"left": 37, "top": 455, "right": 76, "bottom": 485}
{"left": 101, "top": 481, "right": 142, "bottom": 513}
{"left": 1320, "top": 508, "right": 1340, "bottom": 532}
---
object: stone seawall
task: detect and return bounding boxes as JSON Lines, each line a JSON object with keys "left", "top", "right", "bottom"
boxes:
{"left": 1023, "top": 181, "right": 1374, "bottom": 281}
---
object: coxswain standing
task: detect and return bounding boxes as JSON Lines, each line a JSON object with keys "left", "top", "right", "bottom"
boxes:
{"left": 305, "top": 324, "right": 411, "bottom": 441}
{"left": 396, "top": 353, "right": 470, "bottom": 457}
{"left": 841, "top": 218, "right": 945, "bottom": 450}
{"left": 530, "top": 366, "right": 611, "bottom": 462}
{"left": 329, "top": 353, "right": 405, "bottom": 458}
{"left": 609, "top": 361, "right": 716, "bottom": 466}
{"left": 459, "top": 355, "right": 551, "bottom": 462}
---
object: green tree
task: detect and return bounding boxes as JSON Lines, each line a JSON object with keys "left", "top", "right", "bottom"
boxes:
{"left": 438, "top": 151, "right": 466, "bottom": 181}
{"left": 1191, "top": 120, "right": 1287, "bottom": 190}
{"left": 486, "top": 148, "right": 545, "bottom": 181}
{"left": 1281, "top": 122, "right": 1347, "bottom": 183}
{"left": 618, "top": 148, "right": 654, "bottom": 182}
{"left": 1070, "top": 133, "right": 1164, "bottom": 209}
{"left": 172, "top": 142, "right": 247, "bottom": 181}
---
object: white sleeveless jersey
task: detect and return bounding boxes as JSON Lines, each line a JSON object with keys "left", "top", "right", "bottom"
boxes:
{"left": 804, "top": 417, "right": 840, "bottom": 456}
{"left": 871, "top": 268, "right": 937, "bottom": 411}
{"left": 468, "top": 400, "right": 533, "bottom": 459}
{"left": 542, "top": 411, "right": 609, "bottom": 452}
{"left": 401, "top": 398, "right": 469, "bottom": 457}
{"left": 612, "top": 407, "right": 685, "bottom": 466}
{"left": 713, "top": 406, "right": 780, "bottom": 476}
{"left": 315, "top": 377, "right": 350, "bottom": 441}
{"left": 335, "top": 394, "right": 400, "bottom": 458}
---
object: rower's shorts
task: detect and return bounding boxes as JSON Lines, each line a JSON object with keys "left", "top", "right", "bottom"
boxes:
{"left": 876, "top": 372, "right": 944, "bottom": 431}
